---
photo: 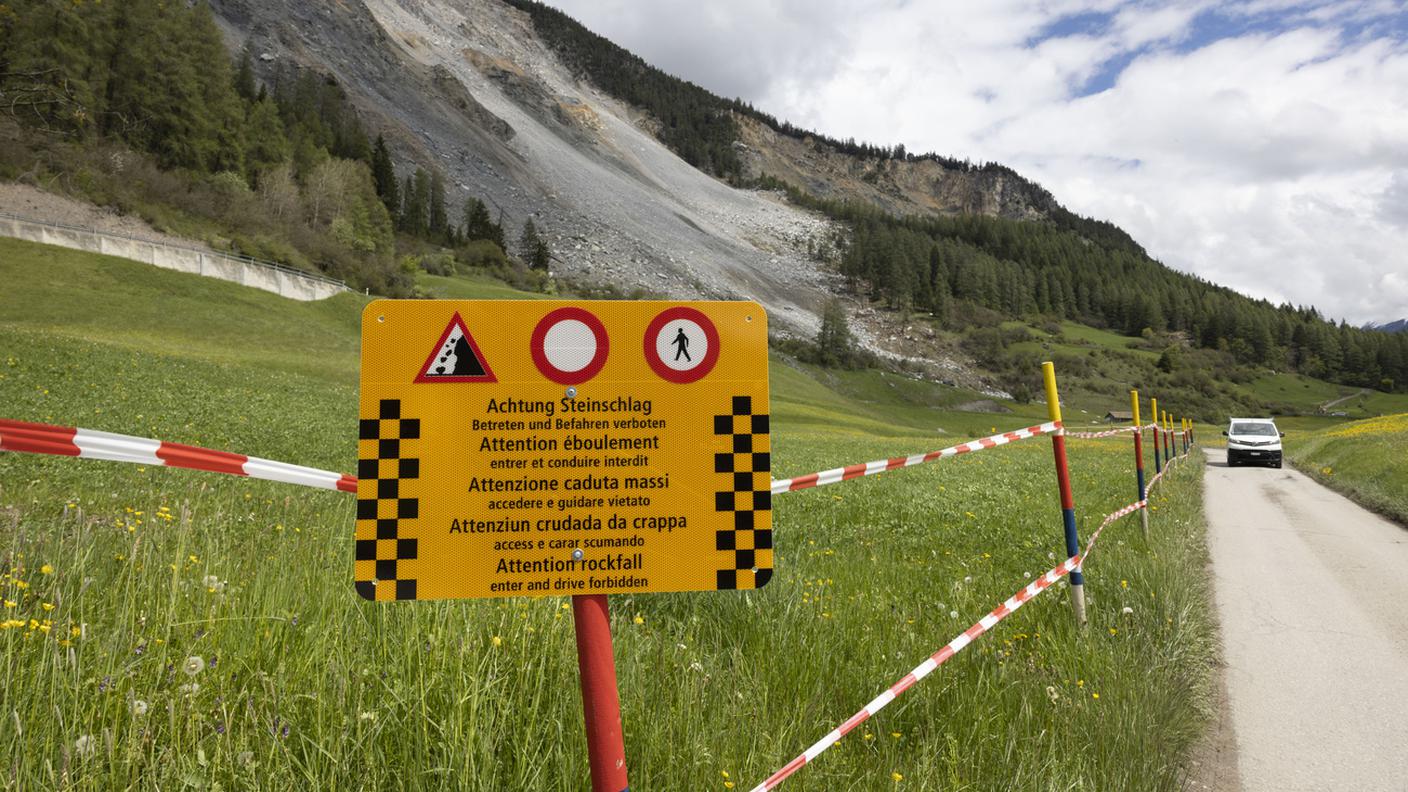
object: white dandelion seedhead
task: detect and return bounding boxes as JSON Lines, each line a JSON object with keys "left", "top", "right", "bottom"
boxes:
{"left": 1045, "top": 685, "right": 1059, "bottom": 702}
{"left": 1121, "top": 606, "right": 1134, "bottom": 615}
{"left": 130, "top": 699, "right": 149, "bottom": 717}
{"left": 963, "top": 576, "right": 972, "bottom": 584}
{"left": 179, "top": 682, "right": 201, "bottom": 696}
{"left": 949, "top": 610, "right": 959, "bottom": 619}
{"left": 183, "top": 656, "right": 206, "bottom": 676}
{"left": 203, "top": 575, "right": 219, "bottom": 588}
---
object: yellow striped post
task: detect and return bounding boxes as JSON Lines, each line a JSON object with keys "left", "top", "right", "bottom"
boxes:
{"left": 1042, "top": 362, "right": 1086, "bottom": 627}
{"left": 1151, "top": 397, "right": 1162, "bottom": 474}
{"left": 1131, "top": 390, "right": 1149, "bottom": 538}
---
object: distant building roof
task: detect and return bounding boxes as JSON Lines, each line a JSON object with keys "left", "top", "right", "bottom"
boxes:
{"left": 1104, "top": 411, "right": 1134, "bottom": 422}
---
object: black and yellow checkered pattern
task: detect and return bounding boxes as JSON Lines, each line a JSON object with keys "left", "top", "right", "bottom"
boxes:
{"left": 713, "top": 395, "right": 773, "bottom": 590}
{"left": 355, "top": 398, "right": 420, "bottom": 601}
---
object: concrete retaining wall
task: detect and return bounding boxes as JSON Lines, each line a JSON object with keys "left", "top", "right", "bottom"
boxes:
{"left": 0, "top": 214, "right": 349, "bottom": 301}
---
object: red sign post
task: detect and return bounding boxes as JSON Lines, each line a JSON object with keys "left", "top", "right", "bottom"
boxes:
{"left": 572, "top": 594, "right": 630, "bottom": 791}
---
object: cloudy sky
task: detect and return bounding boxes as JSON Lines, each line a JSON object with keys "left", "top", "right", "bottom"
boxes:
{"left": 544, "top": 0, "right": 1408, "bottom": 325}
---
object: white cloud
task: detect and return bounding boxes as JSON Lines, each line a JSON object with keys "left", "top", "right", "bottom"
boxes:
{"left": 543, "top": 0, "right": 1408, "bottom": 323}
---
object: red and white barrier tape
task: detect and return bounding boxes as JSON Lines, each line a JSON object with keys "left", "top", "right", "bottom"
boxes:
{"left": 747, "top": 553, "right": 1081, "bottom": 791}
{"left": 0, "top": 419, "right": 357, "bottom": 493}
{"left": 752, "top": 439, "right": 1198, "bottom": 789}
{"left": 770, "top": 421, "right": 1062, "bottom": 495}
{"left": 1064, "top": 422, "right": 1154, "bottom": 439}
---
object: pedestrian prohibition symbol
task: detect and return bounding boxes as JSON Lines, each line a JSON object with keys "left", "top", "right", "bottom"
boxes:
{"left": 356, "top": 300, "right": 772, "bottom": 601}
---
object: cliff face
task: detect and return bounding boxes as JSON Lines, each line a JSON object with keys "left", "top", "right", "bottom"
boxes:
{"left": 733, "top": 115, "right": 1053, "bottom": 222}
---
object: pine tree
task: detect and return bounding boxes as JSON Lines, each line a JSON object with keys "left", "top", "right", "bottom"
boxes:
{"left": 400, "top": 168, "right": 429, "bottom": 236}
{"left": 519, "top": 218, "right": 551, "bottom": 270}
{"left": 2, "top": 0, "right": 100, "bottom": 133}
{"left": 370, "top": 134, "right": 399, "bottom": 219}
{"left": 815, "top": 299, "right": 855, "bottom": 368}
{"left": 243, "top": 96, "right": 289, "bottom": 177}
{"left": 462, "top": 197, "right": 505, "bottom": 251}
{"left": 428, "top": 170, "right": 448, "bottom": 241}
{"left": 234, "top": 45, "right": 257, "bottom": 102}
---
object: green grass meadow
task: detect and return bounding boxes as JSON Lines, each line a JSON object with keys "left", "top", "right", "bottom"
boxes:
{"left": 2, "top": 239, "right": 1216, "bottom": 790}
{"left": 1283, "top": 413, "right": 1408, "bottom": 525}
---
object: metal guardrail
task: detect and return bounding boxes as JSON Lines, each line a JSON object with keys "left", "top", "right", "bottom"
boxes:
{"left": 0, "top": 210, "right": 352, "bottom": 292}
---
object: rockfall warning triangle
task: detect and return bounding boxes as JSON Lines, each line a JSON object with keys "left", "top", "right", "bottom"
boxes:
{"left": 415, "top": 312, "right": 496, "bottom": 383}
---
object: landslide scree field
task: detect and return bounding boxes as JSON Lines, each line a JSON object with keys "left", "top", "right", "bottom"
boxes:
{"left": 0, "top": 262, "right": 1215, "bottom": 791}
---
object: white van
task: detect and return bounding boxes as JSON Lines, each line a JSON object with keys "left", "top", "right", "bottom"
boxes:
{"left": 1223, "top": 418, "right": 1284, "bottom": 468}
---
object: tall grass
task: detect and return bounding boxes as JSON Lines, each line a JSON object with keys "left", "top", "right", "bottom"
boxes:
{"left": 2, "top": 323, "right": 1215, "bottom": 790}
{"left": 1283, "top": 413, "right": 1408, "bottom": 525}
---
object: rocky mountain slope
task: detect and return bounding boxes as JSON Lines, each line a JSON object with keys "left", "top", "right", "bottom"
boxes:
{"left": 211, "top": 0, "right": 839, "bottom": 331}
{"left": 203, "top": 1, "right": 1046, "bottom": 387}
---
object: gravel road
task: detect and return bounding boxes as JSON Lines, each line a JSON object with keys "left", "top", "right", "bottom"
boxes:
{"left": 1202, "top": 448, "right": 1408, "bottom": 791}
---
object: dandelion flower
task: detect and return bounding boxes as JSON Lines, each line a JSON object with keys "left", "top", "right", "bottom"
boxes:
{"left": 131, "top": 699, "right": 149, "bottom": 717}
{"left": 74, "top": 734, "right": 96, "bottom": 758}
{"left": 1108, "top": 627, "right": 1118, "bottom": 636}
{"left": 40, "top": 564, "right": 53, "bottom": 575}
{"left": 892, "top": 771, "right": 904, "bottom": 782}
{"left": 183, "top": 656, "right": 206, "bottom": 676}
{"left": 633, "top": 614, "right": 644, "bottom": 625}
{"left": 491, "top": 635, "right": 502, "bottom": 647}
{"left": 721, "top": 770, "right": 730, "bottom": 779}
{"left": 1091, "top": 692, "right": 1100, "bottom": 700}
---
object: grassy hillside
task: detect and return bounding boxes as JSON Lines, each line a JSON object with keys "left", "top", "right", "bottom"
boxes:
{"left": 1284, "top": 414, "right": 1408, "bottom": 525}
{"left": 1, "top": 240, "right": 1216, "bottom": 790}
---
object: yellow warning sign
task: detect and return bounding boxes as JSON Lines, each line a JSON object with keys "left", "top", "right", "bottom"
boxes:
{"left": 356, "top": 300, "right": 771, "bottom": 601}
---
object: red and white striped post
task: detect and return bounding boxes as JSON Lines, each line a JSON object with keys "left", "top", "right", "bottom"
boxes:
{"left": 572, "top": 594, "right": 630, "bottom": 792}
{"left": 1042, "top": 361, "right": 1086, "bottom": 626}
{"left": 1131, "top": 390, "right": 1149, "bottom": 538}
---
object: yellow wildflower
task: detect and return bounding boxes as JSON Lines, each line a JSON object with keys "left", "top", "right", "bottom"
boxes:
{"left": 40, "top": 564, "right": 53, "bottom": 575}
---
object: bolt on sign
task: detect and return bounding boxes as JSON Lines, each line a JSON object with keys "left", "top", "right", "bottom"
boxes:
{"left": 356, "top": 300, "right": 772, "bottom": 601}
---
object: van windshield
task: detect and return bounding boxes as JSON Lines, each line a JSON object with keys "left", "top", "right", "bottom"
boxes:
{"left": 1230, "top": 423, "right": 1278, "bottom": 436}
